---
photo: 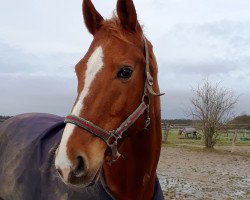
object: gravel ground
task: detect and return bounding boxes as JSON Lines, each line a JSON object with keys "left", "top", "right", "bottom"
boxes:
{"left": 157, "top": 146, "right": 250, "bottom": 200}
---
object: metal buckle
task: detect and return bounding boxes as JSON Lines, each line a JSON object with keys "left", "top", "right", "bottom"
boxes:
{"left": 146, "top": 72, "right": 153, "bottom": 86}
{"left": 106, "top": 131, "right": 120, "bottom": 147}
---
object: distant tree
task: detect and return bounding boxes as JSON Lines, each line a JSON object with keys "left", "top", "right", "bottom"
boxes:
{"left": 0, "top": 115, "right": 11, "bottom": 121}
{"left": 231, "top": 115, "right": 250, "bottom": 124}
{"left": 188, "top": 79, "right": 238, "bottom": 148}
{"left": 229, "top": 115, "right": 250, "bottom": 129}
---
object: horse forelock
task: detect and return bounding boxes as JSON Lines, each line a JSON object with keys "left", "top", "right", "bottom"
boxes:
{"left": 100, "top": 16, "right": 144, "bottom": 46}
{"left": 100, "top": 16, "right": 158, "bottom": 78}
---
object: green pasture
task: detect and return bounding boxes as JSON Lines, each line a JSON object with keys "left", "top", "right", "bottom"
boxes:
{"left": 162, "top": 130, "right": 250, "bottom": 146}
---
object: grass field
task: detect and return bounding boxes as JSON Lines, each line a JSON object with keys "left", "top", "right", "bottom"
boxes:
{"left": 162, "top": 130, "right": 250, "bottom": 146}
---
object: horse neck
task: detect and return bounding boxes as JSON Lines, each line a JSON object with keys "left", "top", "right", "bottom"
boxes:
{"left": 102, "top": 96, "right": 162, "bottom": 200}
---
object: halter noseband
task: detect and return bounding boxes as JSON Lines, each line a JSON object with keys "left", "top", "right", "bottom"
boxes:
{"left": 64, "top": 36, "right": 164, "bottom": 162}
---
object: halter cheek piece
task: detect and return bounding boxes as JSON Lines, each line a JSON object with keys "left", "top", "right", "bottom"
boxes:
{"left": 65, "top": 36, "right": 164, "bottom": 162}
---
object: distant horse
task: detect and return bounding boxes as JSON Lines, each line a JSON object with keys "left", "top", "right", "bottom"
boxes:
{"left": 179, "top": 127, "right": 198, "bottom": 139}
{"left": 0, "top": 0, "right": 164, "bottom": 199}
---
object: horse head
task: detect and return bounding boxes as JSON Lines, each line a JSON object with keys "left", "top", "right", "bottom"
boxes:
{"left": 55, "top": 0, "right": 161, "bottom": 188}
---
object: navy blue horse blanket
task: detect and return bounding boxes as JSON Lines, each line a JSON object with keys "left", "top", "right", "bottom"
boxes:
{"left": 0, "top": 113, "right": 164, "bottom": 200}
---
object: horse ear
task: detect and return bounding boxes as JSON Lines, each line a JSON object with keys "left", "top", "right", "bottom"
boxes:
{"left": 117, "top": 0, "right": 141, "bottom": 32}
{"left": 82, "top": 0, "right": 104, "bottom": 35}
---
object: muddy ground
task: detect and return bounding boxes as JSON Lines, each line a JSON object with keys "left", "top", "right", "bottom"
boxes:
{"left": 157, "top": 146, "right": 250, "bottom": 200}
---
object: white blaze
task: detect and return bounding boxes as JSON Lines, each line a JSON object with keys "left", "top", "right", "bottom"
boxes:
{"left": 55, "top": 46, "right": 104, "bottom": 173}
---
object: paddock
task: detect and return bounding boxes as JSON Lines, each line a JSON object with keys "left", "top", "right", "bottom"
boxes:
{"left": 157, "top": 146, "right": 250, "bottom": 199}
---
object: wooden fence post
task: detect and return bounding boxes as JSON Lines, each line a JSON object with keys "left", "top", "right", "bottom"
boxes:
{"left": 230, "top": 130, "right": 237, "bottom": 153}
{"left": 165, "top": 128, "right": 169, "bottom": 143}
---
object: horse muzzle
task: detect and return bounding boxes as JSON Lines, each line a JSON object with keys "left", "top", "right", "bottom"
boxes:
{"left": 55, "top": 150, "right": 101, "bottom": 187}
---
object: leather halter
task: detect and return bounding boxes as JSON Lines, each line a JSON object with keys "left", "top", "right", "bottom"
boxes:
{"left": 65, "top": 36, "right": 164, "bottom": 162}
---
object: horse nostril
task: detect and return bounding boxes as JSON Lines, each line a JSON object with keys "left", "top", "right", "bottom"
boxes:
{"left": 73, "top": 156, "right": 86, "bottom": 177}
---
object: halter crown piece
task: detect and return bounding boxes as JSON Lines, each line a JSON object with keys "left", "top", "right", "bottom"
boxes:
{"left": 64, "top": 36, "right": 165, "bottom": 163}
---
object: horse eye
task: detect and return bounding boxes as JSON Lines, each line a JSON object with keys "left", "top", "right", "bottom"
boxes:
{"left": 117, "top": 66, "right": 133, "bottom": 80}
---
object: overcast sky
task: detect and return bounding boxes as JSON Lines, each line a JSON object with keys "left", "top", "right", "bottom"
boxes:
{"left": 0, "top": 0, "right": 250, "bottom": 119}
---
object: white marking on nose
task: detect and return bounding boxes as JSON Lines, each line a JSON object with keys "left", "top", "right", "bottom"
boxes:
{"left": 55, "top": 46, "right": 104, "bottom": 177}
{"left": 72, "top": 46, "right": 104, "bottom": 116}
{"left": 55, "top": 123, "right": 75, "bottom": 170}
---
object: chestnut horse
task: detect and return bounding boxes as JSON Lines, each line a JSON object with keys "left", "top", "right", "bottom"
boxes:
{"left": 0, "top": 0, "right": 164, "bottom": 199}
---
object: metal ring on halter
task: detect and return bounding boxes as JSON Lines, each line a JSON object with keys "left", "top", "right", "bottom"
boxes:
{"left": 146, "top": 72, "right": 153, "bottom": 86}
{"left": 106, "top": 132, "right": 120, "bottom": 147}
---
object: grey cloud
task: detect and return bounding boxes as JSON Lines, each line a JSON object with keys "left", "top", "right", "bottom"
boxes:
{"left": 0, "top": 42, "right": 38, "bottom": 74}
{"left": 156, "top": 19, "right": 250, "bottom": 77}
{"left": 236, "top": 93, "right": 250, "bottom": 115}
{"left": 0, "top": 39, "right": 79, "bottom": 116}
{"left": 158, "top": 59, "right": 238, "bottom": 76}
{"left": 166, "top": 56, "right": 250, "bottom": 76}
{"left": 196, "top": 20, "right": 250, "bottom": 40}
{"left": 195, "top": 19, "right": 250, "bottom": 56}
{"left": 0, "top": 41, "right": 78, "bottom": 77}
{"left": 0, "top": 75, "right": 76, "bottom": 116}
{"left": 161, "top": 90, "right": 192, "bottom": 119}
{"left": 166, "top": 19, "right": 249, "bottom": 54}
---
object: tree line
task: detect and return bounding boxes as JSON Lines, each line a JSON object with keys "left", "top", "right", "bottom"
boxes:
{"left": 162, "top": 115, "right": 250, "bottom": 129}
{"left": 0, "top": 115, "right": 12, "bottom": 121}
